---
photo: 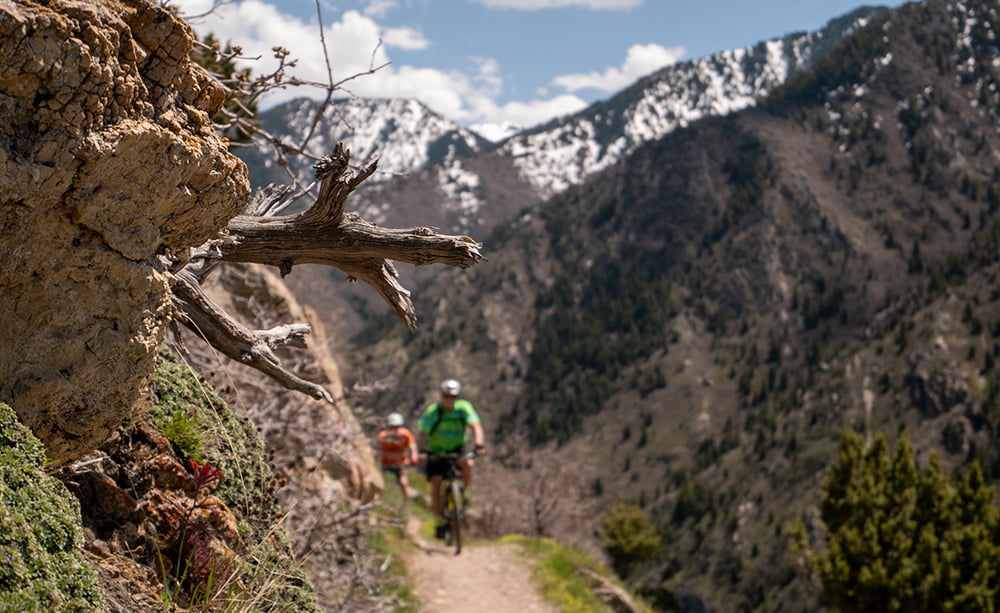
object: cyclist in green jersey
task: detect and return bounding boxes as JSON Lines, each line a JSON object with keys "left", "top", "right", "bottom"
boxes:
{"left": 417, "top": 379, "right": 486, "bottom": 536}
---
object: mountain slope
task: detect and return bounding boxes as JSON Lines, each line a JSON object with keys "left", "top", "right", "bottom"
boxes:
{"left": 239, "top": 7, "right": 885, "bottom": 237}
{"left": 352, "top": 0, "right": 1000, "bottom": 610}
{"left": 244, "top": 7, "right": 885, "bottom": 345}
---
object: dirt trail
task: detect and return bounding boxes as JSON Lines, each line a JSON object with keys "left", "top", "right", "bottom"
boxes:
{"left": 403, "top": 516, "right": 560, "bottom": 613}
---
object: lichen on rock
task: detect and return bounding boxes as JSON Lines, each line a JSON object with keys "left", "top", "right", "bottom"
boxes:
{"left": 0, "top": 401, "right": 103, "bottom": 611}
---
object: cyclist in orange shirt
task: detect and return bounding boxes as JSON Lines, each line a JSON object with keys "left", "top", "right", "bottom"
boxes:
{"left": 376, "top": 412, "right": 419, "bottom": 498}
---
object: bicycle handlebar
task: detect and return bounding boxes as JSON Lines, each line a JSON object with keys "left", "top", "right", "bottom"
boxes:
{"left": 436, "top": 450, "right": 477, "bottom": 461}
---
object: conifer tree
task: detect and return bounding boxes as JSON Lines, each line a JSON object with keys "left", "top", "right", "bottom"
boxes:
{"left": 794, "top": 430, "right": 1000, "bottom": 612}
{"left": 189, "top": 33, "right": 258, "bottom": 145}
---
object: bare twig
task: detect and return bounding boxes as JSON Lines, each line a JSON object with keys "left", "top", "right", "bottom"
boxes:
{"left": 172, "top": 269, "right": 334, "bottom": 403}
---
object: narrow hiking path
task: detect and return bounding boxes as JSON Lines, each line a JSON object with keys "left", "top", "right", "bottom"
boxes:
{"left": 403, "top": 515, "right": 561, "bottom": 613}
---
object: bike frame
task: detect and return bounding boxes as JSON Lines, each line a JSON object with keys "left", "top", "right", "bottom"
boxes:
{"left": 439, "top": 451, "right": 475, "bottom": 555}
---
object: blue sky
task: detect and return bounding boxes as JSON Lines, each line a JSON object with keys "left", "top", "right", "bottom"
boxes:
{"left": 174, "top": 0, "right": 904, "bottom": 129}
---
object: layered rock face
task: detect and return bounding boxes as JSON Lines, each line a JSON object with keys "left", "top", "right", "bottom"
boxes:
{"left": 0, "top": 0, "right": 248, "bottom": 462}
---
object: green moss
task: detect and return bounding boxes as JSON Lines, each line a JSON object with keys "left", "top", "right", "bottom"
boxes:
{"left": 151, "top": 347, "right": 322, "bottom": 612}
{"left": 0, "top": 402, "right": 103, "bottom": 611}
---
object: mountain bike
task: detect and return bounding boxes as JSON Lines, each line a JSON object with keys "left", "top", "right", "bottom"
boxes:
{"left": 439, "top": 451, "right": 476, "bottom": 555}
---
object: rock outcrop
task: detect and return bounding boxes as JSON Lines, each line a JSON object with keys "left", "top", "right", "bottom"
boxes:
{"left": 0, "top": 0, "right": 248, "bottom": 463}
{"left": 0, "top": 1, "right": 385, "bottom": 607}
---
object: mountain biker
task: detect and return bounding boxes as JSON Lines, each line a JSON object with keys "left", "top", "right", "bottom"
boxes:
{"left": 376, "top": 412, "right": 419, "bottom": 498}
{"left": 416, "top": 379, "right": 486, "bottom": 538}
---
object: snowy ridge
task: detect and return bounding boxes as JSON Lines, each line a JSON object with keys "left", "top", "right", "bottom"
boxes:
{"left": 501, "top": 11, "right": 881, "bottom": 198}
{"left": 436, "top": 155, "right": 486, "bottom": 229}
{"left": 238, "top": 7, "right": 885, "bottom": 231}
{"left": 247, "top": 97, "right": 488, "bottom": 185}
{"left": 950, "top": 0, "right": 1000, "bottom": 127}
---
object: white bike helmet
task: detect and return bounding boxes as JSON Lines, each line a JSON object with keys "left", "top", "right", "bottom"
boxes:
{"left": 387, "top": 412, "right": 404, "bottom": 427}
{"left": 440, "top": 379, "right": 461, "bottom": 396}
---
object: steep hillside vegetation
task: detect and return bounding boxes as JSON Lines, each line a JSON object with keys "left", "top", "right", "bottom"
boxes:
{"left": 248, "top": 8, "right": 883, "bottom": 343}
{"left": 352, "top": 0, "right": 1000, "bottom": 610}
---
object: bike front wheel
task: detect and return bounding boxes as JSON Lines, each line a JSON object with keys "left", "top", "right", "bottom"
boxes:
{"left": 444, "top": 478, "right": 463, "bottom": 554}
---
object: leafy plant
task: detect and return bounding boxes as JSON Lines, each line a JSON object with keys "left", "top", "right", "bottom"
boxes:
{"left": 151, "top": 348, "right": 323, "bottom": 612}
{"left": 153, "top": 407, "right": 207, "bottom": 462}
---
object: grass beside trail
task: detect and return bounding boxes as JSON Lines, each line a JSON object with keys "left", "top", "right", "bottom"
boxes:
{"left": 379, "top": 469, "right": 652, "bottom": 613}
{"left": 501, "top": 535, "right": 655, "bottom": 613}
{"left": 370, "top": 472, "right": 422, "bottom": 612}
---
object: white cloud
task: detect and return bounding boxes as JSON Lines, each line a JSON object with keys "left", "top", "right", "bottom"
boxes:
{"left": 382, "top": 26, "right": 429, "bottom": 50}
{"left": 472, "top": 57, "right": 503, "bottom": 96}
{"left": 486, "top": 95, "right": 588, "bottom": 126}
{"left": 471, "top": 0, "right": 643, "bottom": 9}
{"left": 168, "top": 0, "right": 597, "bottom": 128}
{"left": 363, "top": 0, "right": 398, "bottom": 18}
{"left": 552, "top": 43, "right": 685, "bottom": 93}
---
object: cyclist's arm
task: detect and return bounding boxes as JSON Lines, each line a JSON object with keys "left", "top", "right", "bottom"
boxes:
{"left": 470, "top": 421, "right": 486, "bottom": 455}
{"left": 416, "top": 431, "right": 428, "bottom": 455}
{"left": 406, "top": 430, "right": 419, "bottom": 464}
{"left": 469, "top": 421, "right": 484, "bottom": 447}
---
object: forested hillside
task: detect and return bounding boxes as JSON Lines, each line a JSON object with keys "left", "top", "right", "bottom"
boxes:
{"left": 351, "top": 0, "right": 1000, "bottom": 609}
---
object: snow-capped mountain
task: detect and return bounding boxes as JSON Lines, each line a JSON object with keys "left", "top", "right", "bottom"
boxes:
{"left": 469, "top": 121, "right": 523, "bottom": 143}
{"left": 238, "top": 6, "right": 886, "bottom": 233}
{"left": 238, "top": 97, "right": 492, "bottom": 189}
{"left": 501, "top": 6, "right": 884, "bottom": 198}
{"left": 243, "top": 3, "right": 889, "bottom": 352}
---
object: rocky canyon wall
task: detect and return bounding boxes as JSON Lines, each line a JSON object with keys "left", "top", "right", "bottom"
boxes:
{"left": 0, "top": 0, "right": 247, "bottom": 463}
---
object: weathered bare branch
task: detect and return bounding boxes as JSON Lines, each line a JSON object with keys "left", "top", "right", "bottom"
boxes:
{"left": 171, "top": 268, "right": 334, "bottom": 402}
{"left": 216, "top": 144, "right": 485, "bottom": 329}
{"left": 243, "top": 183, "right": 309, "bottom": 217}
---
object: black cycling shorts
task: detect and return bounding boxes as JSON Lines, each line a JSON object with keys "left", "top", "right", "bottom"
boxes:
{"left": 424, "top": 448, "right": 465, "bottom": 480}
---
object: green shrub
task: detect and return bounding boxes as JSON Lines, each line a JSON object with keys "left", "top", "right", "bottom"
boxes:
{"left": 598, "top": 502, "right": 662, "bottom": 578}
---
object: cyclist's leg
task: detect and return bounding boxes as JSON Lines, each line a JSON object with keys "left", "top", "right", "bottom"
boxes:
{"left": 425, "top": 454, "right": 453, "bottom": 517}
{"left": 398, "top": 467, "right": 411, "bottom": 497}
{"left": 429, "top": 474, "right": 443, "bottom": 517}
{"left": 460, "top": 456, "right": 474, "bottom": 488}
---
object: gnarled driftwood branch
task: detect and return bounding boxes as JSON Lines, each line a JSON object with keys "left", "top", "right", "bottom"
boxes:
{"left": 171, "top": 142, "right": 485, "bottom": 403}
{"left": 219, "top": 143, "right": 484, "bottom": 329}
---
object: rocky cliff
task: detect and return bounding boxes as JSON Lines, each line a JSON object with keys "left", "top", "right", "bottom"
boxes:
{"left": 0, "top": 0, "right": 384, "bottom": 609}
{"left": 0, "top": 0, "right": 246, "bottom": 463}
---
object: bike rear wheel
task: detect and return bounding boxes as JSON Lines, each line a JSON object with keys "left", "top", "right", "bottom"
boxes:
{"left": 444, "top": 478, "right": 463, "bottom": 554}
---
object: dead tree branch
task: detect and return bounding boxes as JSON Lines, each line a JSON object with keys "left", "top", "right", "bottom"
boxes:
{"left": 216, "top": 144, "right": 485, "bottom": 329}
{"left": 170, "top": 142, "right": 483, "bottom": 400}
{"left": 172, "top": 268, "right": 334, "bottom": 402}
{"left": 163, "top": 6, "right": 482, "bottom": 404}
